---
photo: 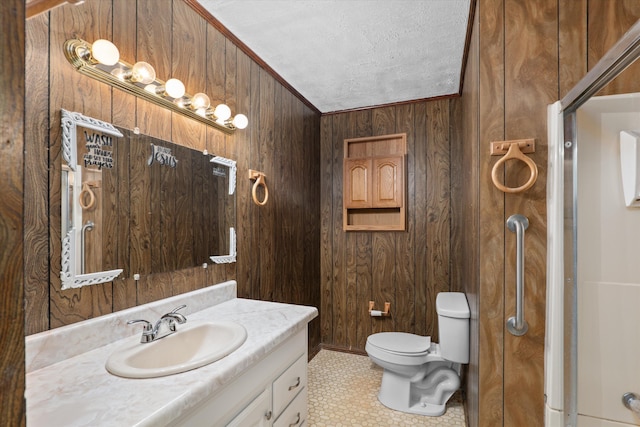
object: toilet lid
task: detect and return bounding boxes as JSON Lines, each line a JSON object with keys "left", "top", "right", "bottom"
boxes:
{"left": 367, "top": 332, "right": 431, "bottom": 354}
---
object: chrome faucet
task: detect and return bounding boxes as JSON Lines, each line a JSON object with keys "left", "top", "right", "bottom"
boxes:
{"left": 127, "top": 305, "right": 187, "bottom": 343}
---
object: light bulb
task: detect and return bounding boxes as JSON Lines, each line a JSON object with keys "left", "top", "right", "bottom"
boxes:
{"left": 164, "top": 78, "right": 185, "bottom": 98}
{"left": 91, "top": 39, "right": 119, "bottom": 66}
{"left": 110, "top": 67, "right": 127, "bottom": 80}
{"left": 232, "top": 114, "right": 248, "bottom": 129}
{"left": 191, "top": 93, "right": 210, "bottom": 110}
{"left": 213, "top": 104, "right": 231, "bottom": 121}
{"left": 130, "top": 62, "right": 156, "bottom": 84}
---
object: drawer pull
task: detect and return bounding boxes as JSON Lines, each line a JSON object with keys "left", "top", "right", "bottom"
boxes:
{"left": 265, "top": 410, "right": 272, "bottom": 420}
{"left": 288, "top": 412, "right": 301, "bottom": 426}
{"left": 288, "top": 377, "right": 301, "bottom": 391}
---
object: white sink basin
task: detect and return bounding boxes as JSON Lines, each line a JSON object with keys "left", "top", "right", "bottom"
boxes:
{"left": 105, "top": 320, "right": 247, "bottom": 378}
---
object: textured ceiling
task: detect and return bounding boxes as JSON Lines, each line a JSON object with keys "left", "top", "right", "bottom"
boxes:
{"left": 199, "top": 0, "right": 471, "bottom": 113}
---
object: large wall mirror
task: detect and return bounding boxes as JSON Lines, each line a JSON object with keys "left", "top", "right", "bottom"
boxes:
{"left": 60, "top": 109, "right": 236, "bottom": 290}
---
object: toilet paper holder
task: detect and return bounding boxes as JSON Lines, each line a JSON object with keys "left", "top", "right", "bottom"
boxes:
{"left": 369, "top": 301, "right": 391, "bottom": 317}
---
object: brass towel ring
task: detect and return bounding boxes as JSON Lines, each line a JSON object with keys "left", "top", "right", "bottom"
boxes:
{"left": 491, "top": 143, "right": 538, "bottom": 193}
{"left": 79, "top": 182, "right": 96, "bottom": 210}
{"left": 249, "top": 169, "right": 268, "bottom": 206}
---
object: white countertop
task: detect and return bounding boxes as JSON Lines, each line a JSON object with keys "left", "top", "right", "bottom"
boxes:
{"left": 25, "top": 281, "right": 318, "bottom": 426}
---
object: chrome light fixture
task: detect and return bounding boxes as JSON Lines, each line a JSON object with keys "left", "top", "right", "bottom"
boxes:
{"left": 63, "top": 38, "right": 248, "bottom": 133}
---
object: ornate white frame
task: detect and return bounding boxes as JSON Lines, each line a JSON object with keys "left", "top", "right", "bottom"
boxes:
{"left": 60, "top": 109, "right": 124, "bottom": 289}
{"left": 209, "top": 156, "right": 237, "bottom": 264}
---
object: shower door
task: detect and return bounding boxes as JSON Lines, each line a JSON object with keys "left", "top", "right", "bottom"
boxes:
{"left": 545, "top": 19, "right": 640, "bottom": 427}
{"left": 574, "top": 93, "right": 640, "bottom": 426}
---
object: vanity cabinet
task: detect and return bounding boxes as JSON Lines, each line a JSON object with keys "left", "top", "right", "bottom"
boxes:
{"left": 174, "top": 329, "right": 308, "bottom": 427}
{"left": 343, "top": 133, "right": 407, "bottom": 231}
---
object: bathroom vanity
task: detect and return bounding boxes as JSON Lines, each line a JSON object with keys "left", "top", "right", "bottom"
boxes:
{"left": 25, "top": 281, "right": 317, "bottom": 426}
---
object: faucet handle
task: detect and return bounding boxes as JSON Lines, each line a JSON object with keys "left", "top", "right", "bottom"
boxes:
{"left": 127, "top": 319, "right": 152, "bottom": 331}
{"left": 161, "top": 305, "right": 187, "bottom": 326}
{"left": 170, "top": 304, "right": 187, "bottom": 314}
{"left": 127, "top": 319, "right": 155, "bottom": 343}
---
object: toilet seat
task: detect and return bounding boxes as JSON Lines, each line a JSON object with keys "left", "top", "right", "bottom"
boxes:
{"left": 367, "top": 332, "right": 431, "bottom": 355}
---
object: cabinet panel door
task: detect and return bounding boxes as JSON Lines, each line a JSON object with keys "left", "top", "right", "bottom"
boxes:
{"left": 344, "top": 158, "right": 372, "bottom": 208}
{"left": 372, "top": 156, "right": 403, "bottom": 207}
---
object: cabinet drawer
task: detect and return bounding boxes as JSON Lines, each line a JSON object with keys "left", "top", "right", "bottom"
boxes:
{"left": 272, "top": 354, "right": 307, "bottom": 417}
{"left": 273, "top": 387, "right": 307, "bottom": 427}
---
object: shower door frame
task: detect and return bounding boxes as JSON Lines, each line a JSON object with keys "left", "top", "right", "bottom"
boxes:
{"left": 549, "top": 18, "right": 640, "bottom": 427}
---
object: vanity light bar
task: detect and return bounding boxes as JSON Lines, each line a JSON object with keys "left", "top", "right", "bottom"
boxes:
{"left": 63, "top": 38, "right": 248, "bottom": 134}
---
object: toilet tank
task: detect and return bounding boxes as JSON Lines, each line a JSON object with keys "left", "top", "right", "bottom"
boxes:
{"left": 436, "top": 292, "right": 470, "bottom": 364}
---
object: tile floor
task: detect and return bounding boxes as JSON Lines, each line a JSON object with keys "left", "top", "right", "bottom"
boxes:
{"left": 307, "top": 349, "right": 466, "bottom": 426}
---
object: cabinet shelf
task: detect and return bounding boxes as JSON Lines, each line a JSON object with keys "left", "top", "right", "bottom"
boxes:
{"left": 343, "top": 134, "right": 406, "bottom": 231}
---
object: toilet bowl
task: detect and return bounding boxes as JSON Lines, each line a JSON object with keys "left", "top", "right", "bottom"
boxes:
{"left": 365, "top": 292, "right": 470, "bottom": 416}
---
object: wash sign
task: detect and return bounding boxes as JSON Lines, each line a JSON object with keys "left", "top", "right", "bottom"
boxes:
{"left": 83, "top": 130, "right": 114, "bottom": 169}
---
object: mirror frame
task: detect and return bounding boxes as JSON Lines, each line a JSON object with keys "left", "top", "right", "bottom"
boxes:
{"left": 60, "top": 109, "right": 124, "bottom": 289}
{"left": 209, "top": 155, "right": 237, "bottom": 264}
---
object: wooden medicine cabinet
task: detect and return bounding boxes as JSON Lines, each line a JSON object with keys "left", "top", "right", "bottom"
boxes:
{"left": 343, "top": 133, "right": 406, "bottom": 231}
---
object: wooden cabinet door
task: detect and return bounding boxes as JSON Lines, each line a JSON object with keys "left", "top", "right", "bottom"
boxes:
{"left": 372, "top": 156, "right": 403, "bottom": 207}
{"left": 344, "top": 158, "right": 372, "bottom": 208}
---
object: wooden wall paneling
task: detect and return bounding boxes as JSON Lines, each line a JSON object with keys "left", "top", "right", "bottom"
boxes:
{"left": 192, "top": 147, "right": 205, "bottom": 271}
{"left": 558, "top": 0, "right": 587, "bottom": 99}
{"left": 304, "top": 107, "right": 321, "bottom": 351}
{"left": 233, "top": 49, "right": 250, "bottom": 297}
{"left": 171, "top": 0, "right": 207, "bottom": 152}
{"left": 221, "top": 39, "right": 238, "bottom": 290}
{"left": 25, "top": 14, "right": 51, "bottom": 334}
{"left": 371, "top": 106, "right": 397, "bottom": 335}
{"left": 173, "top": 144, "right": 193, "bottom": 275}
{"left": 1, "top": 0, "right": 26, "bottom": 422}
{"left": 503, "top": 1, "right": 555, "bottom": 425}
{"left": 589, "top": 0, "right": 640, "bottom": 96}
{"left": 290, "top": 94, "right": 305, "bottom": 306}
{"left": 456, "top": 5, "right": 480, "bottom": 425}
{"left": 394, "top": 104, "right": 416, "bottom": 335}
{"left": 235, "top": 56, "right": 259, "bottom": 298}
{"left": 258, "top": 68, "right": 275, "bottom": 301}
{"left": 477, "top": 0, "right": 506, "bottom": 424}
{"left": 128, "top": 133, "right": 155, "bottom": 304}
{"left": 330, "top": 113, "right": 348, "bottom": 345}
{"left": 272, "top": 83, "right": 286, "bottom": 302}
{"left": 223, "top": 39, "right": 238, "bottom": 283}
{"left": 320, "top": 115, "right": 334, "bottom": 344}
{"left": 204, "top": 29, "right": 226, "bottom": 158}
{"left": 344, "top": 110, "right": 369, "bottom": 349}
{"left": 136, "top": 0, "right": 171, "bottom": 140}
{"left": 110, "top": 0, "right": 137, "bottom": 311}
{"left": 425, "top": 100, "right": 451, "bottom": 341}
{"left": 203, "top": 26, "right": 228, "bottom": 289}
{"left": 148, "top": 138, "right": 163, "bottom": 274}
{"left": 113, "top": 124, "right": 133, "bottom": 310}
{"left": 413, "top": 102, "right": 429, "bottom": 338}
{"left": 48, "top": 1, "right": 114, "bottom": 328}
{"left": 351, "top": 111, "right": 374, "bottom": 350}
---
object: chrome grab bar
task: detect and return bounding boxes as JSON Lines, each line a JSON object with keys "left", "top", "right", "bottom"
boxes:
{"left": 81, "top": 220, "right": 94, "bottom": 274}
{"left": 506, "top": 214, "right": 529, "bottom": 336}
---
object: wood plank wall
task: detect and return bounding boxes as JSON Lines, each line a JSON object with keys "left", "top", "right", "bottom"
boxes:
{"left": 23, "top": 0, "right": 321, "bottom": 355}
{"left": 454, "top": 1, "right": 640, "bottom": 426}
{"left": 320, "top": 100, "right": 454, "bottom": 352}
{"left": 1, "top": 0, "right": 26, "bottom": 425}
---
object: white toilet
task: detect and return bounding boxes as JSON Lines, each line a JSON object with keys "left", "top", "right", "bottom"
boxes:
{"left": 365, "top": 292, "right": 470, "bottom": 416}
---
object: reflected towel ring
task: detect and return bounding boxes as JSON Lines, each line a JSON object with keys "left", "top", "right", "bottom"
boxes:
{"left": 249, "top": 169, "right": 268, "bottom": 206}
{"left": 491, "top": 143, "right": 538, "bottom": 193}
{"left": 79, "top": 182, "right": 96, "bottom": 210}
